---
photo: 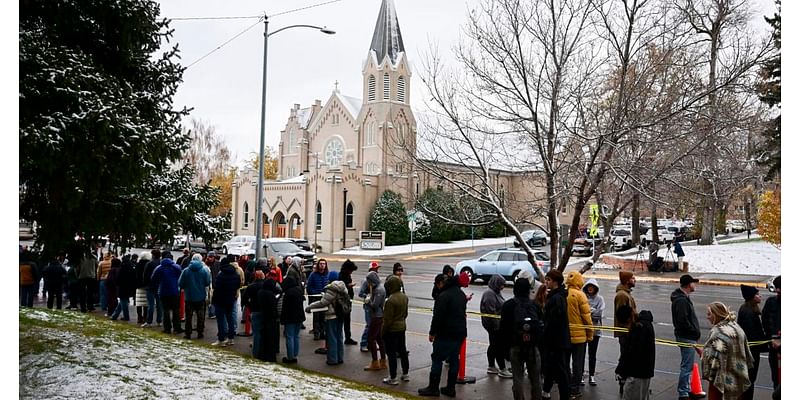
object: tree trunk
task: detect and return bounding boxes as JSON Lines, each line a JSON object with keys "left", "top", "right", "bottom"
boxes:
{"left": 631, "top": 193, "right": 640, "bottom": 245}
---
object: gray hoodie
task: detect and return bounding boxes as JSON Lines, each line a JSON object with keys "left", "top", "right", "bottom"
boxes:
{"left": 364, "top": 271, "right": 386, "bottom": 318}
{"left": 286, "top": 256, "right": 306, "bottom": 288}
{"left": 582, "top": 278, "right": 605, "bottom": 337}
{"left": 480, "top": 274, "right": 506, "bottom": 331}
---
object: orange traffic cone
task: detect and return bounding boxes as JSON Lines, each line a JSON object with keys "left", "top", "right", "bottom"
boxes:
{"left": 690, "top": 362, "right": 706, "bottom": 398}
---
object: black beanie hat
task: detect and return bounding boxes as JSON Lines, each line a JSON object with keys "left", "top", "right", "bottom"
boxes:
{"left": 773, "top": 276, "right": 781, "bottom": 289}
{"left": 740, "top": 284, "right": 759, "bottom": 301}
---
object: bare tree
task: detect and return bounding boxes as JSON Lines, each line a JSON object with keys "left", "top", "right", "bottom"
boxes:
{"left": 181, "top": 118, "right": 232, "bottom": 185}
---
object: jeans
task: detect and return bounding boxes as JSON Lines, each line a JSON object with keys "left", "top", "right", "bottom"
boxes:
{"left": 487, "top": 329, "right": 507, "bottom": 369}
{"left": 146, "top": 288, "right": 162, "bottom": 324}
{"left": 208, "top": 303, "right": 215, "bottom": 318}
{"left": 185, "top": 301, "right": 206, "bottom": 337}
{"left": 20, "top": 285, "right": 36, "bottom": 307}
{"left": 570, "top": 342, "right": 587, "bottom": 393}
{"left": 78, "top": 278, "right": 96, "bottom": 312}
{"left": 360, "top": 306, "right": 371, "bottom": 347}
{"left": 325, "top": 318, "right": 344, "bottom": 364}
{"left": 216, "top": 304, "right": 236, "bottom": 341}
{"left": 251, "top": 311, "right": 263, "bottom": 357}
{"left": 510, "top": 346, "right": 541, "bottom": 400}
{"left": 99, "top": 280, "right": 107, "bottom": 310}
{"left": 111, "top": 297, "right": 130, "bottom": 320}
{"left": 161, "top": 295, "right": 181, "bottom": 333}
{"left": 284, "top": 323, "right": 301, "bottom": 360}
{"left": 46, "top": 288, "right": 63, "bottom": 309}
{"left": 431, "top": 338, "right": 462, "bottom": 390}
{"left": 676, "top": 337, "right": 696, "bottom": 397}
{"left": 622, "top": 377, "right": 651, "bottom": 400}
{"left": 383, "top": 330, "right": 409, "bottom": 379}
{"left": 587, "top": 335, "right": 600, "bottom": 376}
{"left": 742, "top": 350, "right": 761, "bottom": 400}
{"left": 367, "top": 317, "right": 385, "bottom": 361}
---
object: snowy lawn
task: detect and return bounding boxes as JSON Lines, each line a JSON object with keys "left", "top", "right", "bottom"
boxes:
{"left": 19, "top": 308, "right": 409, "bottom": 400}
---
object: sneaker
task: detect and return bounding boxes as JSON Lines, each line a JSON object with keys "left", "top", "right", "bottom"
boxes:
{"left": 498, "top": 368, "right": 513, "bottom": 379}
{"left": 360, "top": 346, "right": 369, "bottom": 353}
{"left": 383, "top": 377, "right": 400, "bottom": 385}
{"left": 580, "top": 376, "right": 586, "bottom": 386}
{"left": 140, "top": 323, "right": 150, "bottom": 328}
{"left": 225, "top": 339, "right": 235, "bottom": 346}
{"left": 315, "top": 348, "right": 328, "bottom": 354}
{"left": 211, "top": 340, "right": 226, "bottom": 346}
{"left": 589, "top": 375, "right": 597, "bottom": 386}
{"left": 542, "top": 391, "right": 551, "bottom": 399}
{"left": 209, "top": 315, "right": 216, "bottom": 319}
{"left": 344, "top": 338, "right": 358, "bottom": 345}
{"left": 486, "top": 366, "right": 499, "bottom": 374}
{"left": 400, "top": 374, "right": 410, "bottom": 382}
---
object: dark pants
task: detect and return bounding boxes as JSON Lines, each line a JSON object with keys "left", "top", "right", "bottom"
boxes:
{"left": 185, "top": 301, "right": 206, "bottom": 337}
{"left": 160, "top": 295, "right": 181, "bottom": 333}
{"left": 260, "top": 318, "right": 280, "bottom": 362}
{"left": 313, "top": 309, "right": 326, "bottom": 339}
{"left": 543, "top": 349, "right": 571, "bottom": 400}
{"left": 105, "top": 283, "right": 118, "bottom": 316}
{"left": 367, "top": 316, "right": 386, "bottom": 361}
{"left": 343, "top": 311, "right": 352, "bottom": 340}
{"left": 67, "top": 282, "right": 79, "bottom": 308}
{"left": 510, "top": 345, "right": 541, "bottom": 400}
{"left": 768, "top": 347, "right": 780, "bottom": 390}
{"left": 570, "top": 342, "right": 587, "bottom": 393}
{"left": 430, "top": 338, "right": 462, "bottom": 390}
{"left": 20, "top": 285, "right": 36, "bottom": 307}
{"left": 487, "top": 329, "right": 507, "bottom": 369}
{"left": 742, "top": 350, "right": 760, "bottom": 400}
{"left": 46, "top": 288, "right": 63, "bottom": 309}
{"left": 587, "top": 335, "right": 600, "bottom": 375}
{"left": 383, "top": 330, "right": 409, "bottom": 379}
{"left": 78, "top": 278, "right": 96, "bottom": 312}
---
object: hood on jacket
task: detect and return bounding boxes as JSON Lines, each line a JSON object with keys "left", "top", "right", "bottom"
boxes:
{"left": 327, "top": 280, "right": 347, "bottom": 295}
{"left": 160, "top": 258, "right": 175, "bottom": 268}
{"left": 283, "top": 276, "right": 298, "bottom": 291}
{"left": 582, "top": 278, "right": 599, "bottom": 295}
{"left": 341, "top": 259, "right": 357, "bottom": 272}
{"left": 366, "top": 270, "right": 381, "bottom": 286}
{"left": 189, "top": 260, "right": 204, "bottom": 271}
{"left": 638, "top": 309, "right": 654, "bottom": 323}
{"left": 670, "top": 287, "right": 689, "bottom": 303}
{"left": 513, "top": 277, "right": 531, "bottom": 298}
{"left": 517, "top": 270, "right": 535, "bottom": 285}
{"left": 488, "top": 274, "right": 506, "bottom": 293}
{"left": 220, "top": 263, "right": 236, "bottom": 274}
{"left": 385, "top": 275, "right": 403, "bottom": 295}
{"left": 290, "top": 256, "right": 303, "bottom": 270}
{"left": 566, "top": 271, "right": 584, "bottom": 289}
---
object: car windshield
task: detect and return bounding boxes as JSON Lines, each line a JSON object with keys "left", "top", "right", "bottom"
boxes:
{"left": 534, "top": 252, "right": 550, "bottom": 261}
{"left": 612, "top": 230, "right": 630, "bottom": 236}
{"left": 271, "top": 242, "right": 301, "bottom": 253}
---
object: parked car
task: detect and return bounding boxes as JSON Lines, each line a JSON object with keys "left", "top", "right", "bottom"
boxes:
{"left": 288, "top": 238, "right": 312, "bottom": 252}
{"left": 222, "top": 235, "right": 256, "bottom": 255}
{"left": 572, "top": 238, "right": 596, "bottom": 256}
{"left": 455, "top": 248, "right": 550, "bottom": 283}
{"left": 246, "top": 238, "right": 315, "bottom": 274}
{"left": 610, "top": 228, "right": 648, "bottom": 250}
{"left": 513, "top": 229, "right": 548, "bottom": 248}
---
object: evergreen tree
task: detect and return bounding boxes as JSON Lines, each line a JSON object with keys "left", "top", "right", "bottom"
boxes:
{"left": 757, "top": 0, "right": 781, "bottom": 180}
{"left": 369, "top": 190, "right": 409, "bottom": 246}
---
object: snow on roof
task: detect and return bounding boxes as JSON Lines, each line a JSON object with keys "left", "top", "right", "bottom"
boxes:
{"left": 336, "top": 92, "right": 362, "bottom": 120}
{"left": 369, "top": 0, "right": 405, "bottom": 66}
{"left": 271, "top": 175, "right": 307, "bottom": 184}
{"left": 297, "top": 107, "right": 314, "bottom": 129}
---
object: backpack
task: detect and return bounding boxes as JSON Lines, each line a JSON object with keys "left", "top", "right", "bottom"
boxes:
{"left": 515, "top": 298, "right": 543, "bottom": 346}
{"left": 333, "top": 290, "right": 351, "bottom": 320}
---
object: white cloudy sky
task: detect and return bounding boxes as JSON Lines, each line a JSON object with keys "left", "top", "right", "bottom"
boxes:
{"left": 156, "top": 0, "right": 778, "bottom": 167}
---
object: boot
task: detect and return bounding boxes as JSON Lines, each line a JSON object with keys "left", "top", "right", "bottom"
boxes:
{"left": 364, "top": 360, "right": 382, "bottom": 371}
{"left": 418, "top": 373, "right": 441, "bottom": 397}
{"left": 379, "top": 358, "right": 388, "bottom": 370}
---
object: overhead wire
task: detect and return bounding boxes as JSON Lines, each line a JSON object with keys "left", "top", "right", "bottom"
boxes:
{"left": 184, "top": 16, "right": 265, "bottom": 69}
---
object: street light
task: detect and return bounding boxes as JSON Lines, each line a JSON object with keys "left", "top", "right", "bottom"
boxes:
{"left": 255, "top": 17, "right": 335, "bottom": 259}
{"left": 342, "top": 187, "right": 348, "bottom": 250}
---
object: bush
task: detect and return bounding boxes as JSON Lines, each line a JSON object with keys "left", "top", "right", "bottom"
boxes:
{"left": 369, "top": 190, "right": 409, "bottom": 246}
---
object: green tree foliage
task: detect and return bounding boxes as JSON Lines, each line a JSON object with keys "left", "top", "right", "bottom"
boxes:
{"left": 369, "top": 190, "right": 409, "bottom": 246}
{"left": 757, "top": 1, "right": 781, "bottom": 180}
{"left": 416, "top": 189, "right": 466, "bottom": 242}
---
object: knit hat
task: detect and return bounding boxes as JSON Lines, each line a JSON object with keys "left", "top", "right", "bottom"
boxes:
{"left": 619, "top": 271, "right": 634, "bottom": 285}
{"left": 740, "top": 284, "right": 758, "bottom": 301}
{"left": 545, "top": 269, "right": 564, "bottom": 285}
{"left": 773, "top": 276, "right": 781, "bottom": 289}
{"left": 369, "top": 261, "right": 380, "bottom": 271}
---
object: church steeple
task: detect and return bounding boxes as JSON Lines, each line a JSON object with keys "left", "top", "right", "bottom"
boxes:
{"left": 369, "top": 0, "right": 405, "bottom": 66}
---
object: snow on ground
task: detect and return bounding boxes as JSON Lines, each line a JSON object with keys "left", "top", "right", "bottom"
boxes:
{"left": 19, "top": 309, "right": 404, "bottom": 400}
{"left": 334, "top": 236, "right": 516, "bottom": 257}
{"left": 612, "top": 240, "right": 780, "bottom": 276}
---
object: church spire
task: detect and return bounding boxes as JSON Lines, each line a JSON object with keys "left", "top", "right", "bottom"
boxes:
{"left": 369, "top": 0, "right": 405, "bottom": 65}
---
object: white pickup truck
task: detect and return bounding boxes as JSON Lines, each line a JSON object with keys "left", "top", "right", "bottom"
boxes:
{"left": 610, "top": 228, "right": 649, "bottom": 250}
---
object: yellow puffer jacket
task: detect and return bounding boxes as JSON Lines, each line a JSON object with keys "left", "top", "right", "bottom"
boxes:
{"left": 566, "top": 271, "right": 594, "bottom": 344}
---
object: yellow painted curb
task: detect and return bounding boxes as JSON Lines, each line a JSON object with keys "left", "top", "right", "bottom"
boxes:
{"left": 587, "top": 273, "right": 769, "bottom": 287}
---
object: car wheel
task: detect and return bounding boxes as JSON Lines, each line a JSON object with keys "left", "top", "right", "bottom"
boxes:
{"left": 461, "top": 267, "right": 475, "bottom": 283}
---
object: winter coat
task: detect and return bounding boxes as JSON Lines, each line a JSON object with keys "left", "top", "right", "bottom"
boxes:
{"left": 97, "top": 255, "right": 112, "bottom": 280}
{"left": 429, "top": 277, "right": 467, "bottom": 341}
{"left": 702, "top": 317, "right": 755, "bottom": 399}
{"left": 114, "top": 259, "right": 137, "bottom": 299}
{"left": 306, "top": 270, "right": 329, "bottom": 296}
{"left": 143, "top": 258, "right": 161, "bottom": 289}
{"left": 258, "top": 279, "right": 283, "bottom": 320}
{"left": 205, "top": 259, "right": 220, "bottom": 286}
{"left": 66, "top": 265, "right": 79, "bottom": 285}
{"left": 500, "top": 280, "right": 543, "bottom": 349}
{"left": 42, "top": 261, "right": 67, "bottom": 291}
{"left": 306, "top": 280, "right": 347, "bottom": 321}
{"left": 614, "top": 284, "right": 637, "bottom": 338}
{"left": 543, "top": 285, "right": 571, "bottom": 350}
{"left": 615, "top": 310, "right": 655, "bottom": 379}
{"left": 761, "top": 295, "right": 780, "bottom": 338}
{"left": 242, "top": 280, "right": 265, "bottom": 313}
{"left": 77, "top": 255, "right": 98, "bottom": 280}
{"left": 339, "top": 269, "right": 355, "bottom": 299}
{"left": 286, "top": 257, "right": 307, "bottom": 288}
{"left": 134, "top": 259, "right": 149, "bottom": 289}
{"left": 480, "top": 274, "right": 506, "bottom": 332}
{"left": 19, "top": 260, "right": 39, "bottom": 286}
{"left": 566, "top": 271, "right": 594, "bottom": 343}
{"left": 280, "top": 277, "right": 306, "bottom": 324}
{"left": 279, "top": 261, "right": 291, "bottom": 277}
{"left": 582, "top": 278, "right": 605, "bottom": 338}
{"left": 364, "top": 271, "right": 387, "bottom": 318}
{"left": 670, "top": 288, "right": 701, "bottom": 340}
{"left": 151, "top": 259, "right": 182, "bottom": 298}
{"left": 674, "top": 241, "right": 685, "bottom": 257}
{"left": 382, "top": 276, "right": 408, "bottom": 335}
{"left": 212, "top": 264, "right": 241, "bottom": 307}
{"left": 178, "top": 260, "right": 212, "bottom": 303}
{"left": 737, "top": 303, "right": 768, "bottom": 353}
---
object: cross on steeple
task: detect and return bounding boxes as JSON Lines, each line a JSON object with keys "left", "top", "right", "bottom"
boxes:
{"left": 334, "top": 80, "right": 339, "bottom": 93}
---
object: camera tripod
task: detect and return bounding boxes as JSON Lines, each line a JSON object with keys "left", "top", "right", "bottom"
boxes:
{"left": 633, "top": 243, "right": 647, "bottom": 272}
{"left": 665, "top": 241, "right": 676, "bottom": 271}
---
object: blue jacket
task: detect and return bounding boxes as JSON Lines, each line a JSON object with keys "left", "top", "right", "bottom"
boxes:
{"left": 179, "top": 260, "right": 211, "bottom": 302}
{"left": 212, "top": 264, "right": 241, "bottom": 307}
{"left": 306, "top": 271, "right": 329, "bottom": 295}
{"left": 151, "top": 259, "right": 182, "bottom": 297}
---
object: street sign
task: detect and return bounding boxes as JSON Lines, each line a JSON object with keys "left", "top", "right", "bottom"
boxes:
{"left": 359, "top": 231, "right": 385, "bottom": 250}
{"left": 408, "top": 220, "right": 418, "bottom": 232}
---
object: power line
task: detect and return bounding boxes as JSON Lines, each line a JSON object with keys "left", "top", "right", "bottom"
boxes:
{"left": 268, "top": 0, "right": 342, "bottom": 18}
{"left": 184, "top": 17, "right": 264, "bottom": 69}
{"left": 169, "top": 15, "right": 262, "bottom": 21}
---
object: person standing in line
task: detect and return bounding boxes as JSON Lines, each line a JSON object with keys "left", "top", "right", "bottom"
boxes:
{"left": 280, "top": 276, "right": 306, "bottom": 363}
{"left": 737, "top": 285, "right": 769, "bottom": 400}
{"left": 65, "top": 258, "right": 80, "bottom": 310}
{"left": 671, "top": 274, "right": 702, "bottom": 400}
{"left": 178, "top": 254, "right": 211, "bottom": 339}
{"left": 19, "top": 250, "right": 40, "bottom": 307}
{"left": 582, "top": 278, "right": 605, "bottom": 386}
{"left": 481, "top": 274, "right": 512, "bottom": 378}
{"left": 96, "top": 252, "right": 113, "bottom": 313}
{"left": 382, "top": 275, "right": 410, "bottom": 385}
{"left": 701, "top": 302, "right": 754, "bottom": 400}
{"left": 305, "top": 276, "right": 348, "bottom": 365}
{"left": 363, "top": 270, "right": 388, "bottom": 371}
{"left": 307, "top": 259, "right": 330, "bottom": 341}
{"left": 673, "top": 240, "right": 686, "bottom": 272}
{"left": 500, "top": 278, "right": 543, "bottom": 400}
{"left": 418, "top": 274, "right": 468, "bottom": 397}
{"left": 614, "top": 305, "right": 655, "bottom": 399}
{"left": 42, "top": 254, "right": 67, "bottom": 310}
{"left": 134, "top": 251, "right": 151, "bottom": 324}
{"left": 432, "top": 264, "right": 455, "bottom": 300}
{"left": 542, "top": 270, "right": 571, "bottom": 400}
{"left": 211, "top": 256, "right": 240, "bottom": 346}
{"left": 761, "top": 276, "right": 780, "bottom": 392}
{"left": 204, "top": 252, "right": 221, "bottom": 319}
{"left": 614, "top": 271, "right": 637, "bottom": 394}
{"left": 258, "top": 272, "right": 283, "bottom": 362}
{"left": 111, "top": 257, "right": 136, "bottom": 321}
{"left": 242, "top": 270, "right": 266, "bottom": 355}
{"left": 76, "top": 249, "right": 98, "bottom": 313}
{"left": 279, "top": 255, "right": 293, "bottom": 278}
{"left": 339, "top": 259, "right": 359, "bottom": 345}
{"left": 565, "top": 271, "right": 593, "bottom": 398}
{"left": 359, "top": 261, "right": 381, "bottom": 352}
{"left": 151, "top": 253, "right": 183, "bottom": 335}
{"left": 391, "top": 262, "right": 406, "bottom": 293}
{"left": 142, "top": 249, "right": 162, "bottom": 326}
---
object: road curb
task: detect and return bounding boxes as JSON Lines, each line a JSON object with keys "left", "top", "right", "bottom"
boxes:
{"left": 322, "top": 248, "right": 478, "bottom": 263}
{"left": 586, "top": 272, "right": 769, "bottom": 287}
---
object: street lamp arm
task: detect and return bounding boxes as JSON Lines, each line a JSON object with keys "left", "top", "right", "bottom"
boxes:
{"left": 268, "top": 24, "right": 336, "bottom": 38}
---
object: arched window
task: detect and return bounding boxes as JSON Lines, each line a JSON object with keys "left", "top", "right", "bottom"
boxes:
{"left": 346, "top": 202, "right": 354, "bottom": 228}
{"left": 315, "top": 201, "right": 322, "bottom": 230}
{"left": 397, "top": 76, "right": 406, "bottom": 103}
{"left": 287, "top": 128, "right": 295, "bottom": 152}
{"left": 383, "top": 73, "right": 391, "bottom": 100}
{"left": 368, "top": 75, "right": 376, "bottom": 101}
{"left": 243, "top": 202, "right": 249, "bottom": 228}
